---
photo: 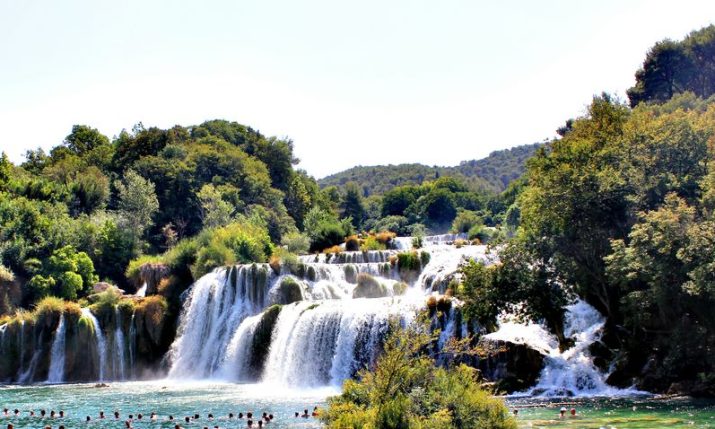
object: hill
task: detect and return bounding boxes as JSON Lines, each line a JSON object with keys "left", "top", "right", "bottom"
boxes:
{"left": 318, "top": 143, "right": 542, "bottom": 195}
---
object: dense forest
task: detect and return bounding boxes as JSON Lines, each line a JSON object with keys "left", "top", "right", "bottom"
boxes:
{"left": 0, "top": 119, "right": 511, "bottom": 317}
{"left": 318, "top": 143, "right": 541, "bottom": 195}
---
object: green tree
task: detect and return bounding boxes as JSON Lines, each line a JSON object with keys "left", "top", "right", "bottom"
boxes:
{"left": 197, "top": 184, "right": 234, "bottom": 229}
{"left": 341, "top": 182, "right": 366, "bottom": 229}
{"left": 115, "top": 170, "right": 160, "bottom": 248}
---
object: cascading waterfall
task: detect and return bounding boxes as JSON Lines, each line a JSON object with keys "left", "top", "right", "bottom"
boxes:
{"left": 167, "top": 235, "right": 489, "bottom": 387}
{"left": 485, "top": 300, "right": 639, "bottom": 397}
{"left": 262, "top": 298, "right": 419, "bottom": 387}
{"left": 81, "top": 308, "right": 107, "bottom": 381}
{"left": 168, "top": 265, "right": 273, "bottom": 378}
{"left": 113, "top": 307, "right": 126, "bottom": 381}
{"left": 46, "top": 315, "right": 66, "bottom": 383}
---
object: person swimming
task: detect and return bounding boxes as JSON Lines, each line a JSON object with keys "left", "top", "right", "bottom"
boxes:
{"left": 570, "top": 408, "right": 577, "bottom": 417}
{"left": 238, "top": 413, "right": 244, "bottom": 419}
{"left": 168, "top": 415, "right": 174, "bottom": 421}
{"left": 40, "top": 410, "right": 46, "bottom": 417}
{"left": 208, "top": 413, "right": 214, "bottom": 420}
{"left": 7, "top": 423, "right": 13, "bottom": 429}
{"left": 12, "top": 410, "right": 18, "bottom": 417}
{"left": 137, "top": 413, "right": 143, "bottom": 420}
{"left": 185, "top": 416, "right": 191, "bottom": 423}
{"left": 114, "top": 411, "right": 120, "bottom": 419}
{"left": 258, "top": 420, "right": 263, "bottom": 428}
{"left": 302, "top": 409, "right": 309, "bottom": 418}
{"left": 229, "top": 413, "right": 234, "bottom": 419}
{"left": 513, "top": 409, "right": 518, "bottom": 416}
{"left": 59, "top": 410, "right": 64, "bottom": 418}
{"left": 294, "top": 412, "right": 299, "bottom": 418}
{"left": 559, "top": 407, "right": 567, "bottom": 418}
{"left": 247, "top": 419, "right": 254, "bottom": 427}
{"left": 50, "top": 411, "right": 56, "bottom": 418}
{"left": 99, "top": 411, "right": 105, "bottom": 419}
{"left": 86, "top": 416, "right": 91, "bottom": 422}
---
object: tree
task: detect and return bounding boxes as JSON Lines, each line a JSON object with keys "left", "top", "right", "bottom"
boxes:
{"left": 115, "top": 170, "right": 160, "bottom": 248}
{"left": 63, "top": 125, "right": 110, "bottom": 155}
{"left": 341, "top": 182, "right": 366, "bottom": 229}
{"left": 197, "top": 184, "right": 234, "bottom": 229}
{"left": 28, "top": 245, "right": 98, "bottom": 301}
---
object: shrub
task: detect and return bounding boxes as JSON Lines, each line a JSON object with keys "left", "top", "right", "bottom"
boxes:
{"left": 360, "top": 236, "right": 385, "bottom": 251}
{"left": 451, "top": 209, "right": 482, "bottom": 234}
{"left": 323, "top": 245, "right": 343, "bottom": 255}
{"left": 375, "top": 231, "right": 396, "bottom": 246}
{"left": 397, "top": 251, "right": 422, "bottom": 272}
{"left": 344, "top": 235, "right": 360, "bottom": 251}
{"left": 468, "top": 224, "right": 490, "bottom": 242}
{"left": 310, "top": 222, "right": 347, "bottom": 253}
{"left": 281, "top": 232, "right": 310, "bottom": 254}
{"left": 322, "top": 320, "right": 516, "bottom": 429}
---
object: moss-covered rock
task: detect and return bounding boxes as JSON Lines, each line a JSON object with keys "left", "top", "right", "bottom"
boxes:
{"left": 353, "top": 273, "right": 388, "bottom": 299}
{"left": 344, "top": 265, "right": 358, "bottom": 284}
{"left": 248, "top": 304, "right": 282, "bottom": 377}
{"left": 275, "top": 277, "right": 303, "bottom": 305}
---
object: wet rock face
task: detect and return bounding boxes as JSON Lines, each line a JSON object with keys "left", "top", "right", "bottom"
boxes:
{"left": 139, "top": 263, "right": 171, "bottom": 296}
{"left": 475, "top": 339, "right": 546, "bottom": 393}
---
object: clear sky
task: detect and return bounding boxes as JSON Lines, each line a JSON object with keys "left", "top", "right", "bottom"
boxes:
{"left": 1, "top": 1, "right": 714, "bottom": 178}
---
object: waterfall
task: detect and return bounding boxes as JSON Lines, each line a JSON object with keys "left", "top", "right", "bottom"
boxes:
{"left": 82, "top": 308, "right": 107, "bottom": 381}
{"left": 46, "top": 315, "right": 66, "bottom": 383}
{"left": 168, "top": 265, "right": 272, "bottom": 379}
{"left": 167, "top": 238, "right": 494, "bottom": 386}
{"left": 262, "top": 298, "right": 419, "bottom": 387}
{"left": 485, "top": 300, "right": 640, "bottom": 397}
{"left": 136, "top": 283, "right": 147, "bottom": 297}
{"left": 113, "top": 307, "right": 126, "bottom": 381}
{"left": 128, "top": 313, "right": 136, "bottom": 379}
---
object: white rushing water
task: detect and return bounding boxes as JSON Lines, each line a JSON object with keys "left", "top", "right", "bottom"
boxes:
{"left": 81, "top": 308, "right": 107, "bottom": 381}
{"left": 167, "top": 235, "right": 490, "bottom": 386}
{"left": 46, "top": 315, "right": 66, "bottom": 383}
{"left": 485, "top": 300, "right": 639, "bottom": 397}
{"left": 113, "top": 307, "right": 127, "bottom": 381}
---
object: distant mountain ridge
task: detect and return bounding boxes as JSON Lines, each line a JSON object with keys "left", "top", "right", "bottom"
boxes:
{"left": 318, "top": 143, "right": 542, "bottom": 195}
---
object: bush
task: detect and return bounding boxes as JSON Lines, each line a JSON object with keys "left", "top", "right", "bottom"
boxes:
{"left": 397, "top": 251, "right": 422, "bottom": 272}
{"left": 344, "top": 235, "right": 360, "bottom": 251}
{"left": 451, "top": 209, "right": 482, "bottom": 234}
{"left": 310, "top": 222, "right": 347, "bottom": 253}
{"left": 468, "top": 224, "right": 490, "bottom": 242}
{"left": 375, "top": 231, "right": 396, "bottom": 246}
{"left": 322, "top": 320, "right": 517, "bottom": 429}
{"left": 281, "top": 232, "right": 310, "bottom": 254}
{"left": 360, "top": 235, "right": 386, "bottom": 251}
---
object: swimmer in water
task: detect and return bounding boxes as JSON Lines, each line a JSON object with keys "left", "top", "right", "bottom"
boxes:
{"left": 99, "top": 411, "right": 105, "bottom": 419}
{"left": 559, "top": 407, "right": 567, "bottom": 418}
{"left": 570, "top": 408, "right": 577, "bottom": 417}
{"left": 114, "top": 411, "right": 120, "bottom": 419}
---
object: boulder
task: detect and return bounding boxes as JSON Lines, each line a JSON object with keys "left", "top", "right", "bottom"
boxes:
{"left": 474, "top": 338, "right": 546, "bottom": 393}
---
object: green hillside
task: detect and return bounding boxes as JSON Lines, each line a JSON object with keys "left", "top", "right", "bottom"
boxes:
{"left": 318, "top": 143, "right": 542, "bottom": 195}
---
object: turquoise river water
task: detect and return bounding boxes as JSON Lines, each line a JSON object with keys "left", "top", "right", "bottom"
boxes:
{"left": 0, "top": 382, "right": 714, "bottom": 428}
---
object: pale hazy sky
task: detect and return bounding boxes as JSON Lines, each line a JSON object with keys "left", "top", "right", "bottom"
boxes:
{"left": 1, "top": 1, "right": 714, "bottom": 178}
